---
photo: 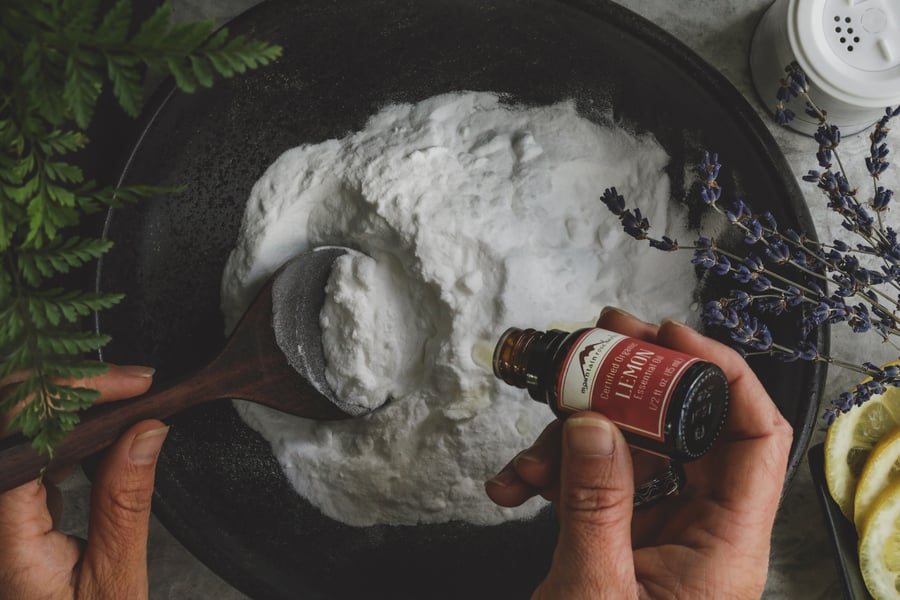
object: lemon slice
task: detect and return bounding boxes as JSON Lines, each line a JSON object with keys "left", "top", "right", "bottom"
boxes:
{"left": 825, "top": 383, "right": 900, "bottom": 521}
{"left": 856, "top": 428, "right": 900, "bottom": 533}
{"left": 859, "top": 481, "right": 900, "bottom": 600}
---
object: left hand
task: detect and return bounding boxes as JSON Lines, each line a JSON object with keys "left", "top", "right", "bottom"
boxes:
{"left": 0, "top": 365, "right": 167, "bottom": 600}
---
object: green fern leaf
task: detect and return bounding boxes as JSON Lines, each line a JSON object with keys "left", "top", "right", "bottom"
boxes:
{"left": 0, "top": 305, "right": 24, "bottom": 347}
{"left": 202, "top": 34, "right": 282, "bottom": 79}
{"left": 0, "top": 208, "right": 18, "bottom": 250}
{"left": 0, "top": 344, "right": 30, "bottom": 381}
{"left": 0, "top": 378, "right": 36, "bottom": 417}
{"left": 35, "top": 330, "right": 112, "bottom": 356}
{"left": 43, "top": 361, "right": 110, "bottom": 382}
{"left": 63, "top": 50, "right": 104, "bottom": 129}
{"left": 25, "top": 194, "right": 51, "bottom": 243}
{"left": 189, "top": 55, "right": 214, "bottom": 88}
{"left": 45, "top": 383, "right": 102, "bottom": 411}
{"left": 130, "top": 3, "right": 173, "bottom": 50}
{"left": 164, "top": 19, "right": 215, "bottom": 53}
{"left": 106, "top": 53, "right": 143, "bottom": 117}
{"left": 1, "top": 0, "right": 281, "bottom": 457}
{"left": 46, "top": 183, "right": 77, "bottom": 206}
{"left": 202, "top": 28, "right": 229, "bottom": 51}
{"left": 21, "top": 39, "right": 46, "bottom": 87}
{"left": 81, "top": 182, "right": 174, "bottom": 209}
{"left": 17, "top": 236, "right": 114, "bottom": 284}
{"left": 95, "top": 0, "right": 132, "bottom": 45}
{"left": 12, "top": 382, "right": 100, "bottom": 450}
{"left": 7, "top": 176, "right": 39, "bottom": 205}
{"left": 203, "top": 52, "right": 232, "bottom": 77}
{"left": 165, "top": 56, "right": 198, "bottom": 93}
{"left": 61, "top": 0, "right": 102, "bottom": 34}
{"left": 38, "top": 130, "right": 88, "bottom": 156}
{"left": 3, "top": 154, "right": 35, "bottom": 185}
{"left": 44, "top": 161, "right": 84, "bottom": 184}
{"left": 27, "top": 289, "right": 123, "bottom": 326}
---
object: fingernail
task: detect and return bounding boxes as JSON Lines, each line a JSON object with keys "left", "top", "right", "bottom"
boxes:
{"left": 566, "top": 417, "right": 615, "bottom": 456}
{"left": 599, "top": 306, "right": 636, "bottom": 320}
{"left": 513, "top": 448, "right": 545, "bottom": 467}
{"left": 487, "top": 467, "right": 517, "bottom": 487}
{"left": 129, "top": 426, "right": 169, "bottom": 465}
{"left": 661, "top": 318, "right": 690, "bottom": 329}
{"left": 120, "top": 365, "right": 156, "bottom": 378}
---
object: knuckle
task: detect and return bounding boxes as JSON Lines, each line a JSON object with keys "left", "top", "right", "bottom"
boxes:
{"left": 561, "top": 481, "right": 629, "bottom": 520}
{"left": 102, "top": 479, "right": 154, "bottom": 522}
{"left": 771, "top": 414, "right": 794, "bottom": 452}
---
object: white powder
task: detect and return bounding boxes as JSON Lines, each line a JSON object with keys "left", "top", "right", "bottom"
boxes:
{"left": 220, "top": 92, "right": 697, "bottom": 526}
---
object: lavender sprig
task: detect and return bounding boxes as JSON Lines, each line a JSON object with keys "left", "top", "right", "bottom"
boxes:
{"left": 603, "top": 66, "right": 899, "bottom": 424}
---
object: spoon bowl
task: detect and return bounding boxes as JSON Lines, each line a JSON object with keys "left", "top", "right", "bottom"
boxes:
{"left": 0, "top": 247, "right": 354, "bottom": 492}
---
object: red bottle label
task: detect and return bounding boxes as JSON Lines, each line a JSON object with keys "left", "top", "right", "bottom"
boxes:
{"left": 556, "top": 329, "right": 698, "bottom": 441}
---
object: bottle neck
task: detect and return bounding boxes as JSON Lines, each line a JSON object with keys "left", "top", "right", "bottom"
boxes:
{"left": 492, "top": 327, "right": 546, "bottom": 389}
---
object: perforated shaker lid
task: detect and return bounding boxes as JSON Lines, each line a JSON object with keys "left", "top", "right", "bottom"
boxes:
{"left": 789, "top": 0, "right": 900, "bottom": 106}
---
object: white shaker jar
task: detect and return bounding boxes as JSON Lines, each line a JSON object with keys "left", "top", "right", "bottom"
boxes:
{"left": 750, "top": 0, "right": 900, "bottom": 136}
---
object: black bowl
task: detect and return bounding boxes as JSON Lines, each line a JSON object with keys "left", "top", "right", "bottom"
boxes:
{"left": 96, "top": 0, "right": 827, "bottom": 598}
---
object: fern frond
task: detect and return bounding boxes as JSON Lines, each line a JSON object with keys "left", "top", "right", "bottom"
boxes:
{"left": 80, "top": 181, "right": 175, "bottom": 209}
{"left": 27, "top": 289, "right": 123, "bottom": 326}
{"left": 61, "top": 0, "right": 102, "bottom": 35}
{"left": 38, "top": 130, "right": 88, "bottom": 156}
{"left": 44, "top": 161, "right": 84, "bottom": 184}
{"left": 2, "top": 153, "right": 35, "bottom": 185}
{"left": 1, "top": 0, "right": 280, "bottom": 456}
{"left": 202, "top": 32, "right": 282, "bottom": 78}
{"left": 17, "top": 236, "right": 113, "bottom": 285}
{"left": 0, "top": 377, "right": 37, "bottom": 417}
{"left": 0, "top": 344, "right": 30, "bottom": 381}
{"left": 35, "top": 330, "right": 112, "bottom": 356}
{"left": 6, "top": 175, "right": 39, "bottom": 205}
{"left": 161, "top": 19, "right": 216, "bottom": 54}
{"left": 42, "top": 360, "right": 110, "bottom": 382}
{"left": 106, "top": 53, "right": 143, "bottom": 117}
{"left": 165, "top": 56, "right": 198, "bottom": 93}
{"left": 189, "top": 54, "right": 214, "bottom": 88}
{"left": 94, "top": 0, "right": 131, "bottom": 45}
{"left": 25, "top": 191, "right": 80, "bottom": 246}
{"left": 11, "top": 379, "right": 101, "bottom": 453}
{"left": 63, "top": 49, "right": 103, "bottom": 129}
{"left": 0, "top": 302, "right": 24, "bottom": 348}
{"left": 130, "top": 3, "right": 174, "bottom": 50}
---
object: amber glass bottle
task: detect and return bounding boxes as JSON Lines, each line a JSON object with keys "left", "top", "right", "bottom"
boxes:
{"left": 492, "top": 327, "right": 729, "bottom": 462}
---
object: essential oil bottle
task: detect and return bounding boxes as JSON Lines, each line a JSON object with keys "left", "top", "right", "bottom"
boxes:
{"left": 492, "top": 327, "right": 729, "bottom": 462}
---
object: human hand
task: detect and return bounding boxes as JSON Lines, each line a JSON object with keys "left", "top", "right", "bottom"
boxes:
{"left": 0, "top": 365, "right": 167, "bottom": 600}
{"left": 485, "top": 307, "right": 793, "bottom": 599}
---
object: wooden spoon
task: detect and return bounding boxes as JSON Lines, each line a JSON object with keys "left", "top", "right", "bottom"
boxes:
{"left": 0, "top": 247, "right": 363, "bottom": 492}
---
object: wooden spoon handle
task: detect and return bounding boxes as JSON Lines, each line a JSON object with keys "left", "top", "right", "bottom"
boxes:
{"left": 0, "top": 375, "right": 220, "bottom": 493}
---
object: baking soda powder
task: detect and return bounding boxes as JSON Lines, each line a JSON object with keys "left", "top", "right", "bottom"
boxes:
{"left": 220, "top": 92, "right": 696, "bottom": 526}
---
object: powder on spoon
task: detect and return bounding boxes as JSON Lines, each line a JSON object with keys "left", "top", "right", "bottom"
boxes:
{"left": 220, "top": 91, "right": 696, "bottom": 527}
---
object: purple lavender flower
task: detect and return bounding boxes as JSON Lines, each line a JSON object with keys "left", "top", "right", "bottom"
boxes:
{"left": 600, "top": 187, "right": 625, "bottom": 215}
{"left": 649, "top": 236, "right": 678, "bottom": 251}
{"left": 597, "top": 87, "right": 900, "bottom": 426}
{"left": 765, "top": 240, "right": 791, "bottom": 264}
{"left": 775, "top": 107, "right": 796, "bottom": 126}
{"left": 814, "top": 124, "right": 841, "bottom": 150}
{"left": 698, "top": 151, "right": 721, "bottom": 185}
{"left": 700, "top": 184, "right": 722, "bottom": 206}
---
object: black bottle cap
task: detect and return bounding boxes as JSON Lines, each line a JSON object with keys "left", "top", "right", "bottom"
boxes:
{"left": 676, "top": 363, "right": 730, "bottom": 459}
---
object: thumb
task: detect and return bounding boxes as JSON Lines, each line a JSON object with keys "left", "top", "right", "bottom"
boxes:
{"left": 80, "top": 420, "right": 168, "bottom": 599}
{"left": 545, "top": 413, "right": 636, "bottom": 597}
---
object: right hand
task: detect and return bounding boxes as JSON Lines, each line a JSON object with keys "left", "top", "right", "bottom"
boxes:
{"left": 486, "top": 307, "right": 793, "bottom": 599}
